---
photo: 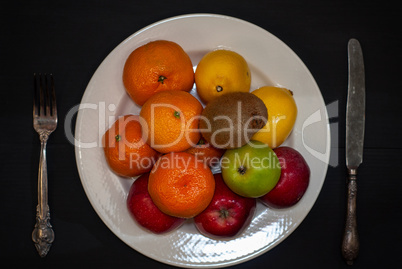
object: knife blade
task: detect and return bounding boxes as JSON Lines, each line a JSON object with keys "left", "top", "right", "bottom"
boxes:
{"left": 346, "top": 38, "right": 365, "bottom": 170}
{"left": 342, "top": 38, "right": 365, "bottom": 265}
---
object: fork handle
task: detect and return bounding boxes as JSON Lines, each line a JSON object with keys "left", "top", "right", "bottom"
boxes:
{"left": 32, "top": 134, "right": 54, "bottom": 257}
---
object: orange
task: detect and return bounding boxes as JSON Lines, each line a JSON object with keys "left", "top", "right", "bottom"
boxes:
{"left": 148, "top": 152, "right": 215, "bottom": 218}
{"left": 102, "top": 115, "right": 159, "bottom": 177}
{"left": 195, "top": 49, "right": 251, "bottom": 104}
{"left": 139, "top": 90, "right": 202, "bottom": 153}
{"left": 185, "top": 137, "right": 225, "bottom": 167}
{"left": 123, "top": 40, "right": 195, "bottom": 106}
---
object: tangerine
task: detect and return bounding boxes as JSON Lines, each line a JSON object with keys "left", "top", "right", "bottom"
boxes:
{"left": 185, "top": 137, "right": 225, "bottom": 167}
{"left": 148, "top": 152, "right": 215, "bottom": 218}
{"left": 123, "top": 40, "right": 195, "bottom": 106}
{"left": 102, "top": 115, "right": 159, "bottom": 177}
{"left": 139, "top": 90, "right": 202, "bottom": 153}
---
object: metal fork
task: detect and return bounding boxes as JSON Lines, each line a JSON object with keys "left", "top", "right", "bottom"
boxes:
{"left": 32, "top": 73, "right": 57, "bottom": 257}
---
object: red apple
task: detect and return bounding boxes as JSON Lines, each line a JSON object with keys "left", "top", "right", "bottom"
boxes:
{"left": 260, "top": 146, "right": 310, "bottom": 208}
{"left": 127, "top": 173, "right": 185, "bottom": 234}
{"left": 194, "top": 173, "right": 256, "bottom": 238}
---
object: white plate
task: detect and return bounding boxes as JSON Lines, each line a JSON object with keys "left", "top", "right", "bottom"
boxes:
{"left": 75, "top": 14, "right": 330, "bottom": 268}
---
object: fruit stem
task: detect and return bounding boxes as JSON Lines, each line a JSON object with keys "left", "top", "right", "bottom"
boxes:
{"left": 158, "top": 75, "right": 166, "bottom": 84}
{"left": 174, "top": 111, "right": 180, "bottom": 118}
{"left": 219, "top": 209, "right": 229, "bottom": 219}
{"left": 115, "top": 135, "right": 121, "bottom": 142}
{"left": 216, "top": 85, "right": 223, "bottom": 92}
{"left": 237, "top": 166, "right": 247, "bottom": 175}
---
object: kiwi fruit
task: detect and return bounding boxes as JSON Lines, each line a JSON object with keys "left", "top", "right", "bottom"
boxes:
{"left": 199, "top": 92, "right": 268, "bottom": 149}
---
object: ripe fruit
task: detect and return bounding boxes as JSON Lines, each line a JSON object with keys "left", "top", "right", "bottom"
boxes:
{"left": 194, "top": 173, "right": 256, "bottom": 238}
{"left": 127, "top": 173, "right": 186, "bottom": 234}
{"left": 260, "top": 147, "right": 310, "bottom": 208}
{"left": 251, "top": 86, "right": 297, "bottom": 148}
{"left": 102, "top": 115, "right": 159, "bottom": 177}
{"left": 123, "top": 40, "right": 195, "bottom": 106}
{"left": 148, "top": 152, "right": 215, "bottom": 218}
{"left": 184, "top": 137, "right": 225, "bottom": 167}
{"left": 221, "top": 140, "right": 281, "bottom": 198}
{"left": 139, "top": 90, "right": 202, "bottom": 153}
{"left": 195, "top": 49, "right": 251, "bottom": 104}
{"left": 199, "top": 92, "right": 267, "bottom": 149}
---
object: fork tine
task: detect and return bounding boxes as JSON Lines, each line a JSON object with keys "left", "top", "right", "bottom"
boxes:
{"left": 45, "top": 74, "right": 51, "bottom": 116}
{"left": 33, "top": 73, "right": 39, "bottom": 118}
{"left": 49, "top": 74, "right": 57, "bottom": 118}
{"left": 39, "top": 73, "right": 45, "bottom": 116}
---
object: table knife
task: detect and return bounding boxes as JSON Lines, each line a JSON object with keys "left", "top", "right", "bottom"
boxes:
{"left": 342, "top": 38, "right": 365, "bottom": 265}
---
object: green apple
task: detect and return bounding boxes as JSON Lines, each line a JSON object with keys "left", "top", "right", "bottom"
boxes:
{"left": 221, "top": 140, "right": 281, "bottom": 198}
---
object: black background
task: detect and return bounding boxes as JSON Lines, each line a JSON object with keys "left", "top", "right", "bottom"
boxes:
{"left": 1, "top": 0, "right": 401, "bottom": 268}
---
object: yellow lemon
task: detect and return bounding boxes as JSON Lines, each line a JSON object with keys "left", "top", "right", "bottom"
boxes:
{"left": 251, "top": 86, "right": 297, "bottom": 148}
{"left": 195, "top": 49, "right": 251, "bottom": 104}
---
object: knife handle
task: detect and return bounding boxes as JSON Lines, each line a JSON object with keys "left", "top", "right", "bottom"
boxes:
{"left": 342, "top": 169, "right": 359, "bottom": 265}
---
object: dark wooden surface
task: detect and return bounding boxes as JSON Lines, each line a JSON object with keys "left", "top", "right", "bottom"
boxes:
{"left": 1, "top": 0, "right": 401, "bottom": 268}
